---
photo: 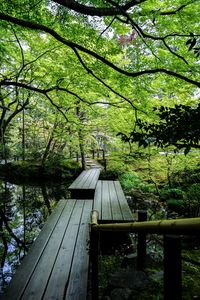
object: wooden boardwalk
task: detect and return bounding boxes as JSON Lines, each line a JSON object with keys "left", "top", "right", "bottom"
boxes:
{"left": 68, "top": 168, "right": 100, "bottom": 198}
{"left": 2, "top": 199, "right": 92, "bottom": 300}
{"left": 3, "top": 170, "right": 133, "bottom": 300}
{"left": 94, "top": 180, "right": 133, "bottom": 222}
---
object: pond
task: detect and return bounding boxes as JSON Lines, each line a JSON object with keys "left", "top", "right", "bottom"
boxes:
{"left": 0, "top": 179, "right": 71, "bottom": 295}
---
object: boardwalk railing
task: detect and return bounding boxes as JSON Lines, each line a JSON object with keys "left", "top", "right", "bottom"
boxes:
{"left": 90, "top": 211, "right": 200, "bottom": 300}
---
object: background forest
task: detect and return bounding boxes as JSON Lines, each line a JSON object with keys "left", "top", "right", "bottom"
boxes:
{"left": 0, "top": 0, "right": 200, "bottom": 298}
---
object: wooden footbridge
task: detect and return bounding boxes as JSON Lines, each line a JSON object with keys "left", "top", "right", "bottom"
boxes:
{"left": 2, "top": 168, "right": 200, "bottom": 300}
{"left": 2, "top": 168, "right": 133, "bottom": 300}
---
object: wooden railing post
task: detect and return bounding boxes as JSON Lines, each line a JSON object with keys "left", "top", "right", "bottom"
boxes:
{"left": 164, "top": 235, "right": 182, "bottom": 300}
{"left": 137, "top": 210, "right": 147, "bottom": 270}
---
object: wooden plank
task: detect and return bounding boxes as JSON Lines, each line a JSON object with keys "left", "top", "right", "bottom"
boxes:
{"left": 68, "top": 170, "right": 88, "bottom": 189}
{"left": 101, "top": 181, "right": 112, "bottom": 220}
{"left": 69, "top": 169, "right": 100, "bottom": 198}
{"left": 114, "top": 181, "right": 133, "bottom": 221}
{"left": 2, "top": 200, "right": 67, "bottom": 300}
{"left": 109, "top": 181, "right": 123, "bottom": 221}
{"left": 93, "top": 180, "right": 102, "bottom": 220}
{"left": 94, "top": 180, "right": 133, "bottom": 222}
{"left": 69, "top": 169, "right": 100, "bottom": 190}
{"left": 79, "top": 169, "right": 95, "bottom": 189}
{"left": 2, "top": 199, "right": 92, "bottom": 300}
{"left": 65, "top": 200, "right": 93, "bottom": 300}
{"left": 21, "top": 199, "right": 78, "bottom": 300}
{"left": 43, "top": 200, "right": 85, "bottom": 300}
{"left": 81, "top": 169, "right": 96, "bottom": 189}
{"left": 88, "top": 169, "right": 100, "bottom": 189}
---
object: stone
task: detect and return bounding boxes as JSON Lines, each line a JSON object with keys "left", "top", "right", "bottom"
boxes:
{"left": 109, "top": 269, "right": 149, "bottom": 289}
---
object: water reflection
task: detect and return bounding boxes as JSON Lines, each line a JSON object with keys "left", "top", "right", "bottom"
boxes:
{"left": 0, "top": 180, "right": 70, "bottom": 294}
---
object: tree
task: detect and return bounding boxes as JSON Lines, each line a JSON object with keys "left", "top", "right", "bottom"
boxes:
{"left": 0, "top": 0, "right": 199, "bottom": 95}
{"left": 118, "top": 104, "right": 200, "bottom": 154}
{"left": 0, "top": 0, "right": 199, "bottom": 162}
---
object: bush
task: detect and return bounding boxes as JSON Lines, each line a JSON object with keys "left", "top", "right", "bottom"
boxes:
{"left": 160, "top": 187, "right": 183, "bottom": 201}
{"left": 190, "top": 172, "right": 200, "bottom": 183}
{"left": 184, "top": 183, "right": 200, "bottom": 217}
{"left": 120, "top": 172, "right": 141, "bottom": 191}
{"left": 119, "top": 172, "right": 157, "bottom": 193}
{"left": 100, "top": 159, "right": 128, "bottom": 180}
{"left": 166, "top": 199, "right": 185, "bottom": 213}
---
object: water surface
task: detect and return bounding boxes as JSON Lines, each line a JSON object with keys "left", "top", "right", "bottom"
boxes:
{"left": 0, "top": 180, "right": 71, "bottom": 294}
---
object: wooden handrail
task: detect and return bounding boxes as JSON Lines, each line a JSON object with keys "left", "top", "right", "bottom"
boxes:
{"left": 90, "top": 210, "right": 200, "bottom": 234}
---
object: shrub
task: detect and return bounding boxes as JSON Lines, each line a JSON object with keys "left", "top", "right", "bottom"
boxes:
{"left": 100, "top": 159, "right": 128, "bottom": 180}
{"left": 160, "top": 187, "right": 183, "bottom": 201}
{"left": 166, "top": 199, "right": 185, "bottom": 213}
{"left": 120, "top": 172, "right": 141, "bottom": 191}
{"left": 184, "top": 183, "right": 200, "bottom": 217}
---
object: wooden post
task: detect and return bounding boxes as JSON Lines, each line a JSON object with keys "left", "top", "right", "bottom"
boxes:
{"left": 102, "top": 149, "right": 105, "bottom": 160}
{"left": 164, "top": 235, "right": 182, "bottom": 300}
{"left": 137, "top": 210, "right": 147, "bottom": 270}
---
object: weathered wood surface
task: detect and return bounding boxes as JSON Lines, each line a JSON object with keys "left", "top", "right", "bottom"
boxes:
{"left": 93, "top": 180, "right": 133, "bottom": 222}
{"left": 2, "top": 199, "right": 92, "bottom": 300}
{"left": 69, "top": 168, "right": 100, "bottom": 198}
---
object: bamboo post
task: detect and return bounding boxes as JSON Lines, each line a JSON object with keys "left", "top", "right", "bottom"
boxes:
{"left": 90, "top": 210, "right": 99, "bottom": 300}
{"left": 164, "top": 235, "right": 182, "bottom": 300}
{"left": 137, "top": 210, "right": 147, "bottom": 270}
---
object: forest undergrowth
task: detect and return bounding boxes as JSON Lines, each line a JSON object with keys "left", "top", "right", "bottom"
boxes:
{"left": 98, "top": 150, "right": 200, "bottom": 300}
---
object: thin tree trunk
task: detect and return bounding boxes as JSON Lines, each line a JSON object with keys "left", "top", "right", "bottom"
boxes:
{"left": 78, "top": 129, "right": 86, "bottom": 170}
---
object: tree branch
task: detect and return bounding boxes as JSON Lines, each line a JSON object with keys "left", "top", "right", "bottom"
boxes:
{"left": 159, "top": 2, "right": 192, "bottom": 15}
{"left": 72, "top": 47, "right": 139, "bottom": 110}
{"left": 0, "top": 12, "right": 199, "bottom": 88}
{"left": 52, "top": 0, "right": 147, "bottom": 16}
{"left": 0, "top": 80, "right": 71, "bottom": 121}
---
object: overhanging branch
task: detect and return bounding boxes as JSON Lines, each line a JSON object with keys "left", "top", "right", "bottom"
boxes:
{"left": 0, "top": 12, "right": 199, "bottom": 88}
{"left": 52, "top": 0, "right": 147, "bottom": 16}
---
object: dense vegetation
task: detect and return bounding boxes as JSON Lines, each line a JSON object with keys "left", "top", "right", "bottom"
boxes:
{"left": 0, "top": 0, "right": 199, "bottom": 170}
{"left": 0, "top": 0, "right": 199, "bottom": 298}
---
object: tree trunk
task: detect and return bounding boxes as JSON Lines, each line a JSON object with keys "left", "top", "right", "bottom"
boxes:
{"left": 78, "top": 129, "right": 86, "bottom": 170}
{"left": 41, "top": 136, "right": 54, "bottom": 166}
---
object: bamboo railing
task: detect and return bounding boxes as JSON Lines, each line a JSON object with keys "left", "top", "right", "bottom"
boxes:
{"left": 90, "top": 210, "right": 200, "bottom": 300}
{"left": 91, "top": 210, "right": 200, "bottom": 234}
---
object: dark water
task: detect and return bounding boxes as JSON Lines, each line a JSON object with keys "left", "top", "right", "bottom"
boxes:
{"left": 0, "top": 180, "right": 71, "bottom": 295}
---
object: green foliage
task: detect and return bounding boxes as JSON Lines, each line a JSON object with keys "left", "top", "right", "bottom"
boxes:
{"left": 182, "top": 253, "right": 200, "bottom": 300}
{"left": 166, "top": 199, "right": 185, "bottom": 213}
{"left": 99, "top": 254, "right": 123, "bottom": 291}
{"left": 186, "top": 183, "right": 200, "bottom": 201}
{"left": 0, "top": 159, "right": 81, "bottom": 182}
{"left": 0, "top": 143, "right": 11, "bottom": 159}
{"left": 160, "top": 187, "right": 184, "bottom": 201}
{"left": 100, "top": 159, "right": 128, "bottom": 180}
{"left": 120, "top": 172, "right": 141, "bottom": 191}
{"left": 119, "top": 104, "right": 200, "bottom": 153}
{"left": 184, "top": 183, "right": 200, "bottom": 217}
{"left": 190, "top": 172, "right": 200, "bottom": 183}
{"left": 120, "top": 171, "right": 156, "bottom": 193}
